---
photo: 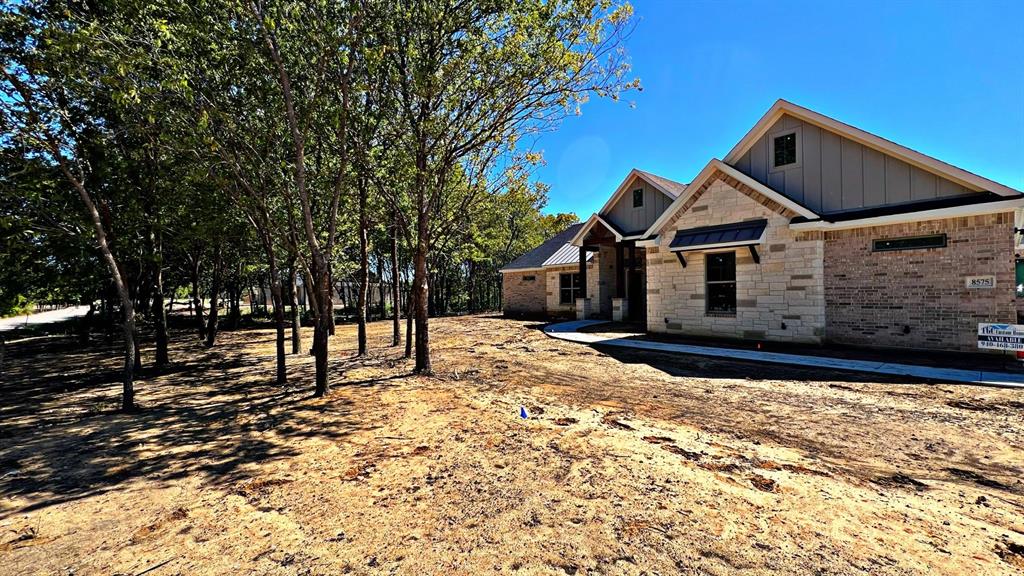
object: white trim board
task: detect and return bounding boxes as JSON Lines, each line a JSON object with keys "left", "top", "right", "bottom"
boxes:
{"left": 498, "top": 266, "right": 549, "bottom": 274}
{"left": 642, "top": 159, "right": 818, "bottom": 241}
{"left": 569, "top": 213, "right": 623, "bottom": 247}
{"left": 724, "top": 99, "right": 1022, "bottom": 198}
{"left": 597, "top": 168, "right": 686, "bottom": 217}
{"left": 789, "top": 198, "right": 1024, "bottom": 231}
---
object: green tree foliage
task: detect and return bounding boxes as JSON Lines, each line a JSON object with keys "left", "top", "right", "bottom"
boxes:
{"left": 1, "top": 0, "right": 635, "bottom": 400}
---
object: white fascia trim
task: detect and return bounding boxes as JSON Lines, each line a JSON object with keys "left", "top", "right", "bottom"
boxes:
{"left": 725, "top": 99, "right": 1022, "bottom": 197}
{"left": 642, "top": 162, "right": 720, "bottom": 240}
{"left": 499, "top": 260, "right": 590, "bottom": 274}
{"left": 789, "top": 198, "right": 1024, "bottom": 232}
{"left": 569, "top": 213, "right": 622, "bottom": 247}
{"left": 499, "top": 266, "right": 548, "bottom": 273}
{"left": 635, "top": 235, "right": 659, "bottom": 248}
{"left": 670, "top": 240, "right": 762, "bottom": 253}
{"left": 598, "top": 168, "right": 678, "bottom": 216}
{"left": 640, "top": 159, "right": 818, "bottom": 241}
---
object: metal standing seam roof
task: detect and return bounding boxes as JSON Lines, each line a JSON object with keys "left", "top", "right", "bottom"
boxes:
{"left": 500, "top": 223, "right": 594, "bottom": 272}
{"left": 542, "top": 242, "right": 591, "bottom": 267}
{"left": 669, "top": 219, "right": 768, "bottom": 252}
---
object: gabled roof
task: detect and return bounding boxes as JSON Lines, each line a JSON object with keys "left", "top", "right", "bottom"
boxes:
{"left": 724, "top": 99, "right": 1022, "bottom": 197}
{"left": 643, "top": 159, "right": 818, "bottom": 239}
{"left": 499, "top": 223, "right": 594, "bottom": 272}
{"left": 634, "top": 169, "right": 689, "bottom": 198}
{"left": 597, "top": 168, "right": 688, "bottom": 216}
{"left": 568, "top": 213, "right": 624, "bottom": 247}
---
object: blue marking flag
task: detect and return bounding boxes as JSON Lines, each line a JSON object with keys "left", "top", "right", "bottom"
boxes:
{"left": 520, "top": 406, "right": 528, "bottom": 419}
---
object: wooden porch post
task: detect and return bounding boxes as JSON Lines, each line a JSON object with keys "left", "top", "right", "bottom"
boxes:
{"left": 615, "top": 243, "right": 625, "bottom": 298}
{"left": 578, "top": 245, "right": 587, "bottom": 298}
{"left": 628, "top": 244, "right": 636, "bottom": 278}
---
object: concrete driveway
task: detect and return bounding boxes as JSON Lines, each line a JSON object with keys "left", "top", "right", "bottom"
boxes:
{"left": 0, "top": 305, "right": 92, "bottom": 333}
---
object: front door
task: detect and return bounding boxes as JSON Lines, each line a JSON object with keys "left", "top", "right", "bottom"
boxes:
{"left": 628, "top": 269, "right": 645, "bottom": 324}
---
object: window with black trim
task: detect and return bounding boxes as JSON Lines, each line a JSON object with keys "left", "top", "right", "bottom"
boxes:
{"left": 773, "top": 132, "right": 797, "bottom": 168}
{"left": 559, "top": 273, "right": 582, "bottom": 305}
{"left": 705, "top": 252, "right": 736, "bottom": 315}
{"left": 872, "top": 234, "right": 947, "bottom": 252}
{"left": 522, "top": 275, "right": 536, "bottom": 282}
{"left": 632, "top": 188, "right": 644, "bottom": 208}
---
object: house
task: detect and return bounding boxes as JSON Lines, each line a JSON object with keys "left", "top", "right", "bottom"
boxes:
{"left": 500, "top": 100, "right": 1024, "bottom": 353}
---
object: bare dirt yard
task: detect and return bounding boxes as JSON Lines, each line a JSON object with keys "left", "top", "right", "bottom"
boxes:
{"left": 2, "top": 315, "right": 1023, "bottom": 575}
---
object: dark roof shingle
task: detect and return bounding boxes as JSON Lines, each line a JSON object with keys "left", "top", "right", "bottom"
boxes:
{"left": 500, "top": 223, "right": 591, "bottom": 271}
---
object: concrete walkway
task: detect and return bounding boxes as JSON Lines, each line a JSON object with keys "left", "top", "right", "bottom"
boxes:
{"left": 0, "top": 305, "right": 92, "bottom": 333}
{"left": 544, "top": 320, "right": 1024, "bottom": 389}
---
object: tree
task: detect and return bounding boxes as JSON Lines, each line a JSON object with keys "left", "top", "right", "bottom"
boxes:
{"left": 245, "top": 0, "right": 365, "bottom": 395}
{"left": 1, "top": 1, "right": 155, "bottom": 410}
{"left": 379, "top": 0, "right": 637, "bottom": 372}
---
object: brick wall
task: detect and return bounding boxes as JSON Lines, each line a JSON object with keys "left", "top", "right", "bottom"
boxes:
{"left": 502, "top": 270, "right": 547, "bottom": 316}
{"left": 646, "top": 175, "right": 826, "bottom": 343}
{"left": 823, "top": 212, "right": 1017, "bottom": 352}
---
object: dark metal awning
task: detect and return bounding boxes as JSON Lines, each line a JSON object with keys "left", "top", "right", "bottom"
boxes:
{"left": 669, "top": 219, "right": 767, "bottom": 252}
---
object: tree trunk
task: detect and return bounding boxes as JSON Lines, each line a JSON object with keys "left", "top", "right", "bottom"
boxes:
{"left": 377, "top": 256, "right": 386, "bottom": 321}
{"left": 270, "top": 280, "right": 287, "bottom": 385}
{"left": 265, "top": 255, "right": 287, "bottom": 386}
{"left": 133, "top": 326, "right": 142, "bottom": 372}
{"left": 58, "top": 163, "right": 136, "bottom": 411}
{"left": 153, "top": 231, "right": 169, "bottom": 367}
{"left": 204, "top": 245, "right": 223, "bottom": 348}
{"left": 357, "top": 178, "right": 369, "bottom": 356}
{"left": 413, "top": 238, "right": 430, "bottom": 371}
{"left": 303, "top": 267, "right": 317, "bottom": 339}
{"left": 228, "top": 280, "right": 241, "bottom": 330}
{"left": 405, "top": 283, "right": 414, "bottom": 359}
{"left": 390, "top": 215, "right": 401, "bottom": 347}
{"left": 191, "top": 256, "right": 205, "bottom": 340}
{"left": 288, "top": 261, "right": 301, "bottom": 354}
{"left": 312, "top": 256, "right": 331, "bottom": 396}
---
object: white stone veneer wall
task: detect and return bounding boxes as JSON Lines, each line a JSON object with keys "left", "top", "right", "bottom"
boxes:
{"left": 646, "top": 178, "right": 825, "bottom": 343}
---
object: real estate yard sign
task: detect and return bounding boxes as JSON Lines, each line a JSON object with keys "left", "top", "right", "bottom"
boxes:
{"left": 977, "top": 323, "right": 1024, "bottom": 351}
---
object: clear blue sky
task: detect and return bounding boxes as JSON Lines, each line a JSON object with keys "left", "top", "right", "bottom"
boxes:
{"left": 535, "top": 0, "right": 1024, "bottom": 218}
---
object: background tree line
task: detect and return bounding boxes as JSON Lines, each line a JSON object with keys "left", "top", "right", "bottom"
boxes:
{"left": 1, "top": 0, "right": 636, "bottom": 409}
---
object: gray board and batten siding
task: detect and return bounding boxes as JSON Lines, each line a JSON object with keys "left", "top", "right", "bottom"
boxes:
{"left": 603, "top": 175, "right": 675, "bottom": 235}
{"left": 731, "top": 114, "right": 980, "bottom": 214}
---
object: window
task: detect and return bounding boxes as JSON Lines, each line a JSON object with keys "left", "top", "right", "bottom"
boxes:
{"left": 769, "top": 127, "right": 801, "bottom": 172}
{"left": 773, "top": 133, "right": 797, "bottom": 168}
{"left": 872, "top": 234, "right": 947, "bottom": 252}
{"left": 705, "top": 252, "right": 736, "bottom": 315}
{"left": 522, "top": 275, "right": 536, "bottom": 282}
{"left": 559, "top": 273, "right": 582, "bottom": 305}
{"left": 632, "top": 188, "right": 644, "bottom": 208}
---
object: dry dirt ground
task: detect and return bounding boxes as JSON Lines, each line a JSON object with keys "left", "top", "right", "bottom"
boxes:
{"left": 1, "top": 315, "right": 1023, "bottom": 575}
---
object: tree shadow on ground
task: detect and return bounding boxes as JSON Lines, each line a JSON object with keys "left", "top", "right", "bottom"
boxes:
{"left": 0, "top": 328, "right": 389, "bottom": 519}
